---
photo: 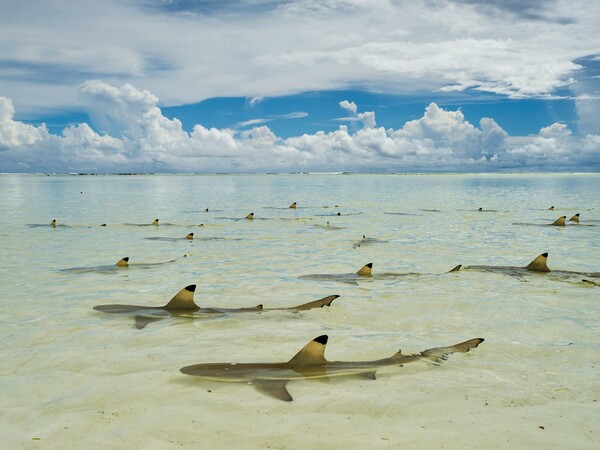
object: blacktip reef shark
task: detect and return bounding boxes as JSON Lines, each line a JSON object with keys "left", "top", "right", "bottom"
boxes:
{"left": 353, "top": 235, "right": 389, "bottom": 249}
{"left": 300, "top": 263, "right": 461, "bottom": 285}
{"left": 93, "top": 285, "right": 339, "bottom": 329}
{"left": 456, "top": 252, "right": 600, "bottom": 281}
{"left": 180, "top": 335, "right": 484, "bottom": 401}
{"left": 62, "top": 255, "right": 187, "bottom": 273}
{"left": 145, "top": 233, "right": 195, "bottom": 242}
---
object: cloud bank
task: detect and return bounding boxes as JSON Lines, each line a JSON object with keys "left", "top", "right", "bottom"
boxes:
{"left": 1, "top": 81, "right": 598, "bottom": 173}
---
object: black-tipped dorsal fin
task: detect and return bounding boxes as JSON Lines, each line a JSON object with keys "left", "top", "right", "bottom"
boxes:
{"left": 448, "top": 264, "right": 462, "bottom": 273}
{"left": 289, "top": 202, "right": 297, "bottom": 209}
{"left": 548, "top": 205, "right": 554, "bottom": 210}
{"left": 569, "top": 213, "right": 580, "bottom": 223}
{"left": 50, "top": 219, "right": 56, "bottom": 227}
{"left": 356, "top": 263, "right": 373, "bottom": 276}
{"left": 288, "top": 335, "right": 328, "bottom": 365}
{"left": 152, "top": 218, "right": 159, "bottom": 225}
{"left": 185, "top": 233, "right": 194, "bottom": 240}
{"left": 525, "top": 253, "right": 551, "bottom": 272}
{"left": 245, "top": 213, "right": 254, "bottom": 220}
{"left": 551, "top": 216, "right": 566, "bottom": 226}
{"left": 115, "top": 257, "right": 129, "bottom": 267}
{"left": 164, "top": 285, "right": 199, "bottom": 311}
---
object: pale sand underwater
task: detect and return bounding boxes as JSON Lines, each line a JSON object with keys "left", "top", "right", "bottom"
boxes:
{"left": 0, "top": 173, "right": 599, "bottom": 449}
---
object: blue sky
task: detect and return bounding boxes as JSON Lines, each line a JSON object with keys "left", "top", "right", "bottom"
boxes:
{"left": 1, "top": 0, "right": 599, "bottom": 173}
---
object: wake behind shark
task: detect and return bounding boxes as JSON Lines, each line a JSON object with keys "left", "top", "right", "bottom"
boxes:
{"left": 299, "top": 263, "right": 460, "bottom": 285}
{"left": 457, "top": 253, "right": 599, "bottom": 280}
{"left": 180, "top": 335, "right": 484, "bottom": 401}
{"left": 93, "top": 285, "right": 339, "bottom": 329}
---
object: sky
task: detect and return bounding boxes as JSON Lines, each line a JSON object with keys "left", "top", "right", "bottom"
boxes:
{"left": 0, "top": 0, "right": 599, "bottom": 173}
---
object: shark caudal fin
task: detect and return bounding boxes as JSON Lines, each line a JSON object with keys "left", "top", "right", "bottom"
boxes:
{"left": 164, "top": 285, "right": 200, "bottom": 311}
{"left": 152, "top": 219, "right": 159, "bottom": 226}
{"left": 569, "top": 213, "right": 580, "bottom": 223}
{"left": 289, "top": 202, "right": 297, "bottom": 209}
{"left": 115, "top": 257, "right": 129, "bottom": 267}
{"left": 185, "top": 233, "right": 194, "bottom": 240}
{"left": 419, "top": 338, "right": 484, "bottom": 363}
{"left": 551, "top": 216, "right": 566, "bottom": 226}
{"left": 448, "top": 264, "right": 462, "bottom": 272}
{"left": 356, "top": 263, "right": 373, "bottom": 277}
{"left": 288, "top": 295, "right": 339, "bottom": 311}
{"left": 245, "top": 213, "right": 254, "bottom": 220}
{"left": 288, "top": 335, "right": 328, "bottom": 365}
{"left": 50, "top": 219, "right": 57, "bottom": 227}
{"left": 525, "top": 253, "right": 551, "bottom": 272}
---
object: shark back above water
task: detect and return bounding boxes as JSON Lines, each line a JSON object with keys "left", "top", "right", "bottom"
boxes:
{"left": 62, "top": 256, "right": 185, "bottom": 273}
{"left": 93, "top": 285, "right": 339, "bottom": 329}
{"left": 180, "top": 335, "right": 484, "bottom": 401}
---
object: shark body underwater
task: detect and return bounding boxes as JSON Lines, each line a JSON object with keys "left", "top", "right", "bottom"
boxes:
{"left": 299, "top": 263, "right": 460, "bottom": 285}
{"left": 180, "top": 335, "right": 484, "bottom": 401}
{"left": 62, "top": 256, "right": 185, "bottom": 273}
{"left": 457, "top": 253, "right": 600, "bottom": 281}
{"left": 93, "top": 285, "right": 339, "bottom": 329}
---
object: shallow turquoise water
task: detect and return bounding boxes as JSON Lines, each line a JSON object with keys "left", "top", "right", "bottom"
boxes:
{"left": 0, "top": 173, "right": 599, "bottom": 449}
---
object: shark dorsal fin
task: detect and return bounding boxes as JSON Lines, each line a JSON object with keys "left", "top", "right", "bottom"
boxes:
{"left": 245, "top": 213, "right": 254, "bottom": 220}
{"left": 50, "top": 219, "right": 56, "bottom": 227}
{"left": 477, "top": 207, "right": 483, "bottom": 211}
{"left": 186, "top": 233, "right": 194, "bottom": 240}
{"left": 548, "top": 206, "right": 554, "bottom": 210}
{"left": 356, "top": 263, "right": 373, "bottom": 276}
{"left": 115, "top": 257, "right": 129, "bottom": 267}
{"left": 152, "top": 219, "right": 159, "bottom": 225}
{"left": 525, "top": 253, "right": 551, "bottom": 272}
{"left": 288, "top": 335, "right": 328, "bottom": 365}
{"left": 164, "top": 285, "right": 199, "bottom": 310}
{"left": 551, "top": 216, "right": 566, "bottom": 226}
{"left": 289, "top": 202, "right": 297, "bottom": 209}
{"left": 569, "top": 213, "right": 580, "bottom": 223}
{"left": 448, "top": 264, "right": 462, "bottom": 273}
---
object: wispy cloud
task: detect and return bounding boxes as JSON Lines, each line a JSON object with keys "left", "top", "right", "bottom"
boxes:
{"left": 236, "top": 111, "right": 308, "bottom": 128}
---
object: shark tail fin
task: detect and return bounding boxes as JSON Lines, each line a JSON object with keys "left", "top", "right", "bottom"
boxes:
{"left": 448, "top": 264, "right": 462, "bottom": 273}
{"left": 289, "top": 202, "right": 297, "bottom": 209}
{"left": 185, "top": 233, "right": 194, "bottom": 240}
{"left": 551, "top": 216, "right": 566, "bottom": 226}
{"left": 419, "top": 338, "right": 485, "bottom": 363}
{"left": 164, "top": 285, "right": 199, "bottom": 311}
{"left": 152, "top": 219, "right": 159, "bottom": 225}
{"left": 525, "top": 253, "right": 551, "bottom": 272}
{"left": 288, "top": 335, "right": 328, "bottom": 365}
{"left": 356, "top": 263, "right": 373, "bottom": 277}
{"left": 569, "top": 213, "right": 580, "bottom": 223}
{"left": 245, "top": 213, "right": 254, "bottom": 220}
{"left": 115, "top": 257, "right": 129, "bottom": 267}
{"left": 288, "top": 295, "right": 339, "bottom": 311}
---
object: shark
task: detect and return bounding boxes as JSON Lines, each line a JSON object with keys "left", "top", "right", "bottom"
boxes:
{"left": 180, "top": 335, "right": 484, "bottom": 401}
{"left": 93, "top": 285, "right": 339, "bottom": 329}
{"left": 299, "top": 263, "right": 460, "bottom": 285}
{"left": 124, "top": 218, "right": 160, "bottom": 226}
{"left": 62, "top": 255, "right": 186, "bottom": 273}
{"left": 145, "top": 233, "right": 195, "bottom": 242}
{"left": 457, "top": 252, "right": 600, "bottom": 280}
{"left": 352, "top": 235, "right": 389, "bottom": 249}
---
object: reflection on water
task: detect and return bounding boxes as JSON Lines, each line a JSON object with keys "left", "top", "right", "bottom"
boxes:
{"left": 0, "top": 173, "right": 599, "bottom": 448}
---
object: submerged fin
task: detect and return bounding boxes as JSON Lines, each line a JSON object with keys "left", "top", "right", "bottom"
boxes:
{"left": 115, "top": 257, "right": 129, "bottom": 267}
{"left": 288, "top": 295, "right": 339, "bottom": 311}
{"left": 569, "top": 213, "right": 580, "bottom": 223}
{"left": 288, "top": 335, "right": 328, "bottom": 365}
{"left": 252, "top": 379, "right": 293, "bottom": 401}
{"left": 152, "top": 219, "right": 159, "bottom": 226}
{"left": 289, "top": 202, "right": 297, "bottom": 209}
{"left": 245, "top": 213, "right": 254, "bottom": 220}
{"left": 551, "top": 216, "right": 566, "bottom": 226}
{"left": 525, "top": 253, "right": 551, "bottom": 272}
{"left": 135, "top": 315, "right": 165, "bottom": 329}
{"left": 185, "top": 233, "right": 194, "bottom": 240}
{"left": 448, "top": 264, "right": 462, "bottom": 273}
{"left": 164, "top": 285, "right": 200, "bottom": 311}
{"left": 420, "top": 338, "right": 485, "bottom": 363}
{"left": 356, "top": 263, "right": 373, "bottom": 277}
{"left": 356, "top": 371, "right": 377, "bottom": 380}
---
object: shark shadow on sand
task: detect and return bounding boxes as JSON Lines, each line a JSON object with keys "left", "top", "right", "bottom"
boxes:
{"left": 93, "top": 285, "right": 339, "bottom": 329}
{"left": 180, "top": 335, "right": 484, "bottom": 401}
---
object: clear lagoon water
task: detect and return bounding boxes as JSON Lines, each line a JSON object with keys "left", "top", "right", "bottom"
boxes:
{"left": 1, "top": 173, "right": 599, "bottom": 449}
